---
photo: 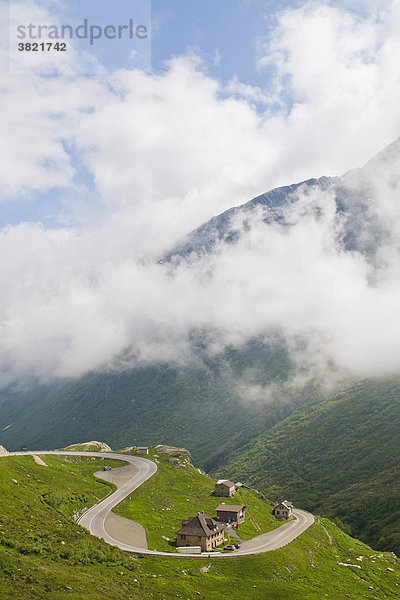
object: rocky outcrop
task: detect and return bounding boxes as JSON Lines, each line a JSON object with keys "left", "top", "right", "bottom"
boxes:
{"left": 155, "top": 445, "right": 193, "bottom": 466}
{"left": 64, "top": 441, "right": 112, "bottom": 452}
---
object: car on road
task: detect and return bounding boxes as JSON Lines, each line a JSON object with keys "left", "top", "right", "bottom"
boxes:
{"left": 103, "top": 466, "right": 112, "bottom": 471}
{"left": 224, "top": 545, "right": 237, "bottom": 551}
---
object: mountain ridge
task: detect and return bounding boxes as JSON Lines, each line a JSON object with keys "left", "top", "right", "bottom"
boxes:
{"left": 166, "top": 136, "right": 400, "bottom": 274}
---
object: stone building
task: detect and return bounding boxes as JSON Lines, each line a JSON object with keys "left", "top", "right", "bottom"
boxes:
{"left": 273, "top": 501, "right": 293, "bottom": 519}
{"left": 216, "top": 504, "right": 246, "bottom": 524}
{"left": 214, "top": 479, "right": 236, "bottom": 497}
{"left": 176, "top": 512, "right": 225, "bottom": 552}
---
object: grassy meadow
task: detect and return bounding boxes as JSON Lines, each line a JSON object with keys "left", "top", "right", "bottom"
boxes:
{"left": 0, "top": 450, "right": 399, "bottom": 599}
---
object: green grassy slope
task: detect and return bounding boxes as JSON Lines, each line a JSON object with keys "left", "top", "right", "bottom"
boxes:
{"left": 218, "top": 379, "right": 400, "bottom": 555}
{"left": 144, "top": 520, "right": 400, "bottom": 600}
{"left": 0, "top": 454, "right": 144, "bottom": 600}
{"left": 0, "top": 452, "right": 399, "bottom": 599}
{"left": 320, "top": 464, "right": 400, "bottom": 555}
{"left": 115, "top": 448, "right": 280, "bottom": 551}
{"left": 0, "top": 341, "right": 306, "bottom": 469}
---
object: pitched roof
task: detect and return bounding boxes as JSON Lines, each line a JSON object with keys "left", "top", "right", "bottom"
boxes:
{"left": 216, "top": 504, "right": 245, "bottom": 513}
{"left": 176, "top": 512, "right": 225, "bottom": 537}
{"left": 275, "top": 500, "right": 293, "bottom": 510}
{"left": 216, "top": 479, "right": 235, "bottom": 488}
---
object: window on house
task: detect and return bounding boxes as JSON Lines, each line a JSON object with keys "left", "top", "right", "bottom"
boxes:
{"left": 181, "top": 535, "right": 186, "bottom": 540}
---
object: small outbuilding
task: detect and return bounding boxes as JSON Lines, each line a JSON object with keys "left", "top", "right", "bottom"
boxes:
{"left": 214, "top": 479, "right": 236, "bottom": 497}
{"left": 136, "top": 446, "right": 149, "bottom": 455}
{"left": 176, "top": 512, "right": 225, "bottom": 552}
{"left": 216, "top": 503, "right": 246, "bottom": 524}
{"left": 273, "top": 501, "right": 293, "bottom": 520}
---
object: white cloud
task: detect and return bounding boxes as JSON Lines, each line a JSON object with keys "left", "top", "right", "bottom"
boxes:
{"left": 0, "top": 0, "right": 109, "bottom": 199}
{"left": 1, "top": 1, "right": 400, "bottom": 387}
{"left": 256, "top": 0, "right": 400, "bottom": 175}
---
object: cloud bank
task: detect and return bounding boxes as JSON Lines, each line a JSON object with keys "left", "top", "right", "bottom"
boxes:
{"left": 1, "top": 0, "right": 400, "bottom": 388}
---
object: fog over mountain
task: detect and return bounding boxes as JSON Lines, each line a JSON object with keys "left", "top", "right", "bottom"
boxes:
{"left": 164, "top": 137, "right": 400, "bottom": 380}
{"left": 1, "top": 137, "right": 400, "bottom": 389}
{"left": 2, "top": 0, "right": 400, "bottom": 390}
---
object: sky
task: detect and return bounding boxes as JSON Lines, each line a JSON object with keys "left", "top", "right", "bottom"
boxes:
{"left": 1, "top": 0, "right": 400, "bottom": 389}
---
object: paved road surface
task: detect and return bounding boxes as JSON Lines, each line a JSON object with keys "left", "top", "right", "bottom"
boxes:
{"left": 3, "top": 450, "right": 314, "bottom": 558}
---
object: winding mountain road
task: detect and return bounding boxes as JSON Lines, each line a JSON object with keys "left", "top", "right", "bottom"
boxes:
{"left": 4, "top": 450, "right": 314, "bottom": 558}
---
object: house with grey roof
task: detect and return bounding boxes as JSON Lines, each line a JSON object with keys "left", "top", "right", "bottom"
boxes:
{"left": 216, "top": 503, "right": 246, "bottom": 524}
{"left": 214, "top": 479, "right": 236, "bottom": 497}
{"left": 176, "top": 512, "right": 225, "bottom": 552}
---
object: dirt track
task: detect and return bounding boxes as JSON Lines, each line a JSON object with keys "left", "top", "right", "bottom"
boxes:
{"left": 95, "top": 462, "right": 148, "bottom": 549}
{"left": 31, "top": 454, "right": 48, "bottom": 466}
{"left": 104, "top": 512, "right": 148, "bottom": 549}
{"left": 94, "top": 463, "right": 139, "bottom": 487}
